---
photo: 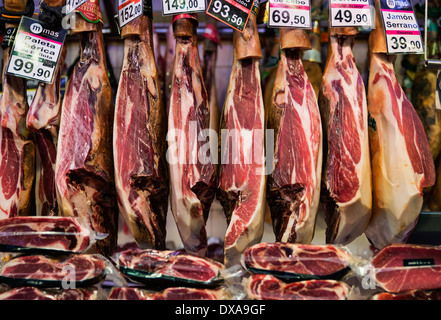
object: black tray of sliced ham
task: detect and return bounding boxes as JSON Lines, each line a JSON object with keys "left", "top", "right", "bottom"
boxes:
{"left": 242, "top": 242, "right": 352, "bottom": 282}
{"left": 116, "top": 249, "right": 225, "bottom": 289}
{"left": 0, "top": 216, "right": 95, "bottom": 254}
{"left": 0, "top": 254, "right": 107, "bottom": 288}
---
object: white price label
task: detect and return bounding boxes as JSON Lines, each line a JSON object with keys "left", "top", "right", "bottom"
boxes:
{"left": 330, "top": 0, "right": 372, "bottom": 27}
{"left": 65, "top": 0, "right": 89, "bottom": 15}
{"left": 119, "top": 0, "right": 144, "bottom": 27}
{"left": 380, "top": 0, "right": 423, "bottom": 54}
{"left": 6, "top": 17, "right": 66, "bottom": 84}
{"left": 162, "top": 0, "right": 206, "bottom": 15}
{"left": 268, "top": 0, "right": 311, "bottom": 28}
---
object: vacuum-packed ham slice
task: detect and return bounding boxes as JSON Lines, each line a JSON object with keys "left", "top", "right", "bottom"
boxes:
{"left": 243, "top": 242, "right": 350, "bottom": 280}
{"left": 0, "top": 0, "right": 35, "bottom": 219}
{"left": 371, "top": 244, "right": 441, "bottom": 293}
{"left": 318, "top": 27, "right": 372, "bottom": 245}
{"left": 0, "top": 216, "right": 92, "bottom": 252}
{"left": 365, "top": 3, "right": 435, "bottom": 248}
{"left": 55, "top": 7, "right": 117, "bottom": 256}
{"left": 266, "top": 29, "right": 322, "bottom": 244}
{"left": 167, "top": 14, "right": 216, "bottom": 257}
{"left": 113, "top": 10, "right": 168, "bottom": 250}
{"left": 245, "top": 274, "right": 350, "bottom": 300}
{"left": 108, "top": 286, "right": 225, "bottom": 300}
{"left": 217, "top": 6, "right": 266, "bottom": 268}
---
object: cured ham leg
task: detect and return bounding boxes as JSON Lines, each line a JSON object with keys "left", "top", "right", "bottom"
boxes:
{"left": 365, "top": 3, "right": 435, "bottom": 249}
{"left": 266, "top": 29, "right": 322, "bottom": 244}
{"left": 0, "top": 0, "right": 35, "bottom": 219}
{"left": 319, "top": 27, "right": 372, "bottom": 245}
{"left": 217, "top": 10, "right": 266, "bottom": 267}
{"left": 113, "top": 12, "right": 168, "bottom": 249}
{"left": 167, "top": 15, "right": 216, "bottom": 257}
{"left": 26, "top": 2, "right": 67, "bottom": 216}
{"left": 55, "top": 10, "right": 117, "bottom": 256}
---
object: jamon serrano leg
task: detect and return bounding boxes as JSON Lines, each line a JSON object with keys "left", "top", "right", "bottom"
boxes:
{"left": 365, "top": 2, "right": 435, "bottom": 248}
{"left": 0, "top": 0, "right": 35, "bottom": 219}
{"left": 318, "top": 27, "right": 372, "bottom": 245}
{"left": 27, "top": 0, "right": 67, "bottom": 216}
{"left": 167, "top": 15, "right": 216, "bottom": 257}
{"left": 217, "top": 9, "right": 266, "bottom": 267}
{"left": 55, "top": 9, "right": 117, "bottom": 256}
{"left": 266, "top": 29, "right": 322, "bottom": 244}
{"left": 113, "top": 11, "right": 168, "bottom": 249}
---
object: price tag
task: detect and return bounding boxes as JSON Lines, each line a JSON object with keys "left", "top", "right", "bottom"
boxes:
{"left": 65, "top": 0, "right": 89, "bottom": 15}
{"left": 206, "top": 0, "right": 254, "bottom": 32}
{"left": 330, "top": 0, "right": 373, "bottom": 27}
{"left": 380, "top": 0, "right": 423, "bottom": 54}
{"left": 162, "top": 0, "right": 206, "bottom": 15}
{"left": 6, "top": 17, "right": 66, "bottom": 84}
{"left": 268, "top": 0, "right": 311, "bottom": 28}
{"left": 119, "top": 0, "right": 143, "bottom": 27}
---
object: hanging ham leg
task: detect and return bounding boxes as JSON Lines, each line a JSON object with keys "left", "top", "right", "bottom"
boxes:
{"left": 318, "top": 27, "right": 372, "bottom": 245}
{"left": 26, "top": 0, "right": 67, "bottom": 216}
{"left": 113, "top": 13, "right": 168, "bottom": 249}
{"left": 0, "top": 0, "right": 35, "bottom": 219}
{"left": 167, "top": 15, "right": 216, "bottom": 257}
{"left": 266, "top": 29, "right": 322, "bottom": 244}
{"left": 364, "top": 2, "right": 435, "bottom": 249}
{"left": 217, "top": 11, "right": 266, "bottom": 267}
{"left": 55, "top": 12, "right": 117, "bottom": 256}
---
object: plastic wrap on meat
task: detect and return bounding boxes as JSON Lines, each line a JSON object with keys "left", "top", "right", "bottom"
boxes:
{"left": 243, "top": 242, "right": 350, "bottom": 280}
{"left": 117, "top": 248, "right": 224, "bottom": 287}
{"left": 371, "top": 244, "right": 441, "bottom": 293}
{"left": 0, "top": 254, "right": 107, "bottom": 287}
{"left": 0, "top": 216, "right": 92, "bottom": 253}
{"left": 245, "top": 274, "right": 350, "bottom": 300}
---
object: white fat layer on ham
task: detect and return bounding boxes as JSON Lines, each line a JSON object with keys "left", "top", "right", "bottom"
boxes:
{"left": 365, "top": 54, "right": 425, "bottom": 248}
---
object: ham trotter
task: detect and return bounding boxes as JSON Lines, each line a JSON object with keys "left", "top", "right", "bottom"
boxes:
{"left": 267, "top": 28, "right": 322, "bottom": 244}
{"left": 55, "top": 6, "right": 117, "bottom": 256}
{"left": 167, "top": 14, "right": 216, "bottom": 257}
{"left": 217, "top": 5, "right": 266, "bottom": 267}
{"left": 113, "top": 6, "right": 168, "bottom": 250}
{"left": 0, "top": 0, "right": 35, "bottom": 219}
{"left": 365, "top": 1, "right": 435, "bottom": 249}
{"left": 318, "top": 27, "right": 372, "bottom": 245}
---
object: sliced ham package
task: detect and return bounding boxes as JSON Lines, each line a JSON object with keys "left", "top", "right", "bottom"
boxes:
{"left": 0, "top": 216, "right": 107, "bottom": 254}
{"left": 0, "top": 253, "right": 125, "bottom": 288}
{"left": 115, "top": 248, "right": 225, "bottom": 288}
